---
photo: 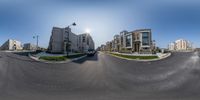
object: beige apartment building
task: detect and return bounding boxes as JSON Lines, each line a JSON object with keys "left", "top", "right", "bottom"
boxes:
{"left": 168, "top": 39, "right": 192, "bottom": 51}
{"left": 101, "top": 29, "right": 154, "bottom": 53}
{"left": 119, "top": 29, "right": 153, "bottom": 53}
{"left": 175, "top": 39, "right": 188, "bottom": 50}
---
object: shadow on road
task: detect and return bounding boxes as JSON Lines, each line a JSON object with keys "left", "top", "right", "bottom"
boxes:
{"left": 72, "top": 52, "right": 99, "bottom": 64}
{"left": 6, "top": 53, "right": 38, "bottom": 62}
{"left": 13, "top": 52, "right": 33, "bottom": 57}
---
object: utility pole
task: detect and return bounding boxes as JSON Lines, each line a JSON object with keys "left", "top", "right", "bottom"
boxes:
{"left": 33, "top": 35, "right": 39, "bottom": 50}
{"left": 65, "top": 22, "right": 76, "bottom": 57}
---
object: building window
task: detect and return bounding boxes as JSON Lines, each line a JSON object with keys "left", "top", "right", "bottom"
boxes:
{"left": 126, "top": 35, "right": 131, "bottom": 47}
{"left": 142, "top": 32, "right": 149, "bottom": 45}
{"left": 121, "top": 37, "right": 123, "bottom": 45}
{"left": 83, "top": 36, "right": 85, "bottom": 42}
{"left": 79, "top": 37, "right": 81, "bottom": 43}
{"left": 87, "top": 38, "right": 89, "bottom": 45}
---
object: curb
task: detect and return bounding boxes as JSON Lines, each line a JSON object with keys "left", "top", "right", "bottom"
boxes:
{"left": 28, "top": 53, "right": 87, "bottom": 64}
{"left": 106, "top": 52, "right": 171, "bottom": 62}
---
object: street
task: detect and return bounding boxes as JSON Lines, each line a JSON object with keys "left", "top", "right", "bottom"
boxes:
{"left": 0, "top": 51, "right": 200, "bottom": 100}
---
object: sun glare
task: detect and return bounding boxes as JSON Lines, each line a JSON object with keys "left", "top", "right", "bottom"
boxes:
{"left": 85, "top": 28, "right": 91, "bottom": 33}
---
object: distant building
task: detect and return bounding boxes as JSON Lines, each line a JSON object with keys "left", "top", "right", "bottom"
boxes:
{"left": 78, "top": 33, "right": 95, "bottom": 52}
{"left": 168, "top": 39, "right": 192, "bottom": 51}
{"left": 113, "top": 35, "right": 120, "bottom": 52}
{"left": 0, "top": 39, "right": 22, "bottom": 50}
{"left": 168, "top": 42, "right": 175, "bottom": 51}
{"left": 111, "top": 40, "right": 115, "bottom": 51}
{"left": 119, "top": 30, "right": 128, "bottom": 52}
{"left": 100, "top": 45, "right": 106, "bottom": 51}
{"left": 105, "top": 41, "right": 112, "bottom": 51}
{"left": 175, "top": 39, "right": 189, "bottom": 50}
{"left": 48, "top": 27, "right": 95, "bottom": 53}
{"left": 23, "top": 43, "right": 37, "bottom": 50}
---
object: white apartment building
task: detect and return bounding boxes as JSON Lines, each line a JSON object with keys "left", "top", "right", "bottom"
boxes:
{"left": 0, "top": 39, "right": 22, "bottom": 50}
{"left": 48, "top": 27, "right": 94, "bottom": 53}
{"left": 168, "top": 42, "right": 175, "bottom": 51}
{"left": 23, "top": 43, "right": 37, "bottom": 50}
{"left": 175, "top": 39, "right": 188, "bottom": 50}
{"left": 168, "top": 39, "right": 192, "bottom": 51}
{"left": 78, "top": 33, "right": 95, "bottom": 52}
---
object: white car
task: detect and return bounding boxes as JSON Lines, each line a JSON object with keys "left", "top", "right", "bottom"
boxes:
{"left": 87, "top": 49, "right": 95, "bottom": 56}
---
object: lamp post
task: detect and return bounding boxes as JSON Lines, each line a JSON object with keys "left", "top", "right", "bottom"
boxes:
{"left": 33, "top": 35, "right": 39, "bottom": 50}
{"left": 65, "top": 22, "right": 76, "bottom": 57}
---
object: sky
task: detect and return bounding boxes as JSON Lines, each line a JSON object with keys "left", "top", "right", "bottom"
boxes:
{"left": 0, "top": 0, "right": 200, "bottom": 48}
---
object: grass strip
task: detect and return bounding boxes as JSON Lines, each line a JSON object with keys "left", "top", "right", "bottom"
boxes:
{"left": 110, "top": 52, "right": 158, "bottom": 60}
{"left": 39, "top": 56, "right": 66, "bottom": 61}
{"left": 39, "top": 53, "right": 86, "bottom": 61}
{"left": 65, "top": 53, "right": 86, "bottom": 59}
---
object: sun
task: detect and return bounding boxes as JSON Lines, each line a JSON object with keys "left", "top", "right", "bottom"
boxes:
{"left": 85, "top": 28, "right": 91, "bottom": 33}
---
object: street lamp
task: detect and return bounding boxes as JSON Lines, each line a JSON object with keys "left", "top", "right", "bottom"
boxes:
{"left": 65, "top": 22, "right": 76, "bottom": 57}
{"left": 33, "top": 35, "right": 39, "bottom": 50}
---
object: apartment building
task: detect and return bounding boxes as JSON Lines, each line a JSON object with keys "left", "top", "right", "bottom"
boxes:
{"left": 119, "top": 29, "right": 153, "bottom": 53}
{"left": 23, "top": 43, "right": 37, "bottom": 50}
{"left": 113, "top": 35, "right": 120, "bottom": 52}
{"left": 0, "top": 39, "right": 23, "bottom": 50}
{"left": 100, "top": 29, "right": 153, "bottom": 53}
{"left": 168, "top": 39, "right": 192, "bottom": 51}
{"left": 48, "top": 27, "right": 94, "bottom": 53}
{"left": 100, "top": 45, "right": 106, "bottom": 51}
{"left": 119, "top": 30, "right": 128, "bottom": 52}
{"left": 105, "top": 41, "right": 112, "bottom": 51}
{"left": 78, "top": 33, "right": 95, "bottom": 52}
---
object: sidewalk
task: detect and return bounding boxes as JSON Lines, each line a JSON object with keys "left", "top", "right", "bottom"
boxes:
{"left": 105, "top": 52, "right": 171, "bottom": 62}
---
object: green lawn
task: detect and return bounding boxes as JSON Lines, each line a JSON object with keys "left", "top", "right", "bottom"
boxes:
{"left": 110, "top": 53, "right": 158, "bottom": 60}
{"left": 39, "top": 53, "right": 86, "bottom": 61}
{"left": 65, "top": 53, "right": 86, "bottom": 59}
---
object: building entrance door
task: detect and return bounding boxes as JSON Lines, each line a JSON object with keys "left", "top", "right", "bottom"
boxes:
{"left": 134, "top": 42, "right": 140, "bottom": 52}
{"left": 13, "top": 44, "right": 16, "bottom": 50}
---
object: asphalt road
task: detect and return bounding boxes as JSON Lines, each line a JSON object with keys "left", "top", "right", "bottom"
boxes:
{"left": 0, "top": 51, "right": 200, "bottom": 100}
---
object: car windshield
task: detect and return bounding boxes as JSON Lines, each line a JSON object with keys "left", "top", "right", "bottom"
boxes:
{"left": 88, "top": 49, "right": 94, "bottom": 51}
{"left": 0, "top": 0, "right": 200, "bottom": 100}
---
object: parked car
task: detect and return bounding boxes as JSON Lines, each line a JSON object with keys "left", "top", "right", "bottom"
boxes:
{"left": 87, "top": 49, "right": 95, "bottom": 56}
